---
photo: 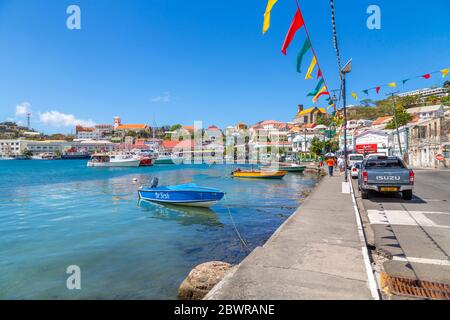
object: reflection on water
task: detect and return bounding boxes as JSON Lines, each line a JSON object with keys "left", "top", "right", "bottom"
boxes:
{"left": 138, "top": 200, "right": 224, "bottom": 228}
{"left": 0, "top": 161, "right": 320, "bottom": 299}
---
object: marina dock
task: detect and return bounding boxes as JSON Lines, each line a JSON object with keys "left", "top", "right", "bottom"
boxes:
{"left": 206, "top": 175, "right": 377, "bottom": 300}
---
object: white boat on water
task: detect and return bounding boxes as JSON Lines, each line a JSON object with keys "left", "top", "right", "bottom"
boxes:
{"left": 0, "top": 156, "right": 15, "bottom": 160}
{"left": 87, "top": 153, "right": 141, "bottom": 167}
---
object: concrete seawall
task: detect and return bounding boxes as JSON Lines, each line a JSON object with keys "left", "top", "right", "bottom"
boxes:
{"left": 206, "top": 175, "right": 377, "bottom": 300}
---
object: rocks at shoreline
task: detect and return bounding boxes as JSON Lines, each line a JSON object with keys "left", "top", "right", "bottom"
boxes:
{"left": 178, "top": 261, "right": 234, "bottom": 300}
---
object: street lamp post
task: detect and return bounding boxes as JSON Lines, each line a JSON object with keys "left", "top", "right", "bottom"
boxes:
{"left": 341, "top": 59, "right": 352, "bottom": 183}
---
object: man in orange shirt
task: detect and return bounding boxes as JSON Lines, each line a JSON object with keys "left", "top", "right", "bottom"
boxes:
{"left": 326, "top": 157, "right": 335, "bottom": 176}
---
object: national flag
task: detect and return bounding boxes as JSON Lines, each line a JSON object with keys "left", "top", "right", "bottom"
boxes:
{"left": 307, "top": 78, "right": 324, "bottom": 96}
{"left": 262, "top": 0, "right": 278, "bottom": 34}
{"left": 281, "top": 9, "right": 305, "bottom": 55}
{"left": 312, "top": 85, "right": 328, "bottom": 102}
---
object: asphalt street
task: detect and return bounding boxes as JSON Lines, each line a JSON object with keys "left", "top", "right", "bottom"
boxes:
{"left": 352, "top": 170, "right": 450, "bottom": 295}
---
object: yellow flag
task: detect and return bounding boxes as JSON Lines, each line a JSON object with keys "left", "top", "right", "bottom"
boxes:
{"left": 441, "top": 68, "right": 449, "bottom": 78}
{"left": 351, "top": 92, "right": 358, "bottom": 101}
{"left": 305, "top": 56, "right": 317, "bottom": 80}
{"left": 262, "top": 0, "right": 278, "bottom": 34}
{"left": 327, "top": 103, "right": 335, "bottom": 110}
{"left": 388, "top": 82, "right": 397, "bottom": 87}
{"left": 312, "top": 85, "right": 326, "bottom": 102}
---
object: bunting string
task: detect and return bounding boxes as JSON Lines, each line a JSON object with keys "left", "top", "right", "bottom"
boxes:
{"left": 350, "top": 67, "right": 449, "bottom": 101}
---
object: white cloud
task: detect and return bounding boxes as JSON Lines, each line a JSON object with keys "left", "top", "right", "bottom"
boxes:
{"left": 16, "top": 102, "right": 31, "bottom": 117}
{"left": 151, "top": 92, "right": 171, "bottom": 103}
{"left": 39, "top": 111, "right": 96, "bottom": 128}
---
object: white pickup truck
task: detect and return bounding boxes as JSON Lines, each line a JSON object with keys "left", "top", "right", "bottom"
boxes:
{"left": 358, "top": 155, "right": 414, "bottom": 200}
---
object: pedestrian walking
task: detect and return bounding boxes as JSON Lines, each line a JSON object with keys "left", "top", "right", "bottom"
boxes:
{"left": 337, "top": 157, "right": 345, "bottom": 174}
{"left": 326, "top": 157, "right": 335, "bottom": 176}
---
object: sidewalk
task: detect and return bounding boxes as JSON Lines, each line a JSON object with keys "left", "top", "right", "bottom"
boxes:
{"left": 206, "top": 175, "right": 376, "bottom": 300}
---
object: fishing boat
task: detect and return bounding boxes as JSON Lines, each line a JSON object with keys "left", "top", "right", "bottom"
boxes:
{"left": 138, "top": 178, "right": 225, "bottom": 207}
{"left": 262, "top": 164, "right": 306, "bottom": 173}
{"left": 87, "top": 153, "right": 141, "bottom": 167}
{"left": 231, "top": 168, "right": 288, "bottom": 179}
{"left": 153, "top": 155, "right": 174, "bottom": 165}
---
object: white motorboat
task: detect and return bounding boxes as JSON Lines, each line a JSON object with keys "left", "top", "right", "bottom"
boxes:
{"left": 87, "top": 154, "right": 141, "bottom": 167}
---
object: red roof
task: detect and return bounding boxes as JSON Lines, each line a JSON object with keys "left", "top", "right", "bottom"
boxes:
{"left": 116, "top": 124, "right": 148, "bottom": 130}
{"left": 162, "top": 140, "right": 194, "bottom": 149}
{"left": 372, "top": 116, "right": 392, "bottom": 126}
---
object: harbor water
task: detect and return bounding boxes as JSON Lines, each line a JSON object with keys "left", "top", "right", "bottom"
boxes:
{"left": 0, "top": 160, "right": 320, "bottom": 299}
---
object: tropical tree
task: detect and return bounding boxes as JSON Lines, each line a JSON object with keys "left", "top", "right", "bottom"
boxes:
{"left": 385, "top": 105, "right": 413, "bottom": 129}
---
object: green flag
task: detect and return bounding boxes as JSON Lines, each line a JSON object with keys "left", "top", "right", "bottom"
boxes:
{"left": 363, "top": 89, "right": 369, "bottom": 95}
{"left": 296, "top": 38, "right": 311, "bottom": 73}
{"left": 307, "top": 78, "right": 324, "bottom": 96}
{"left": 402, "top": 79, "right": 410, "bottom": 84}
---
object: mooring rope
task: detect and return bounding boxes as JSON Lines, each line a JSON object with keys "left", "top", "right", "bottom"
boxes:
{"left": 223, "top": 194, "right": 251, "bottom": 252}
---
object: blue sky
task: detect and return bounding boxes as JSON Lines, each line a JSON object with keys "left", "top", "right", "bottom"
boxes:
{"left": 0, "top": 0, "right": 449, "bottom": 133}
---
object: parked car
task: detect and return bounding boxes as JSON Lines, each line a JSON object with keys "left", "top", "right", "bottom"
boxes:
{"left": 347, "top": 153, "right": 364, "bottom": 168}
{"left": 350, "top": 162, "right": 362, "bottom": 179}
{"left": 358, "top": 155, "right": 414, "bottom": 200}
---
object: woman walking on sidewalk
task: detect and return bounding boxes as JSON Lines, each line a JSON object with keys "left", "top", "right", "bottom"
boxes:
{"left": 326, "top": 157, "right": 335, "bottom": 176}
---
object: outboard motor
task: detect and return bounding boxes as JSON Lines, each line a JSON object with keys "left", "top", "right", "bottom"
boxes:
{"left": 150, "top": 177, "right": 159, "bottom": 188}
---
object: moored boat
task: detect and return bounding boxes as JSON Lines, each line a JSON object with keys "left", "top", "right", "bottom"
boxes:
{"left": 231, "top": 169, "right": 288, "bottom": 179}
{"left": 87, "top": 154, "right": 141, "bottom": 167}
{"left": 262, "top": 164, "right": 306, "bottom": 173}
{"left": 138, "top": 179, "right": 225, "bottom": 207}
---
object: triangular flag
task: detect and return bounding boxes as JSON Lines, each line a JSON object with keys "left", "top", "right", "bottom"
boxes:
{"left": 388, "top": 82, "right": 397, "bottom": 87}
{"left": 441, "top": 68, "right": 449, "bottom": 78}
{"left": 305, "top": 56, "right": 317, "bottom": 80}
{"left": 296, "top": 38, "right": 311, "bottom": 73}
{"left": 317, "top": 68, "right": 322, "bottom": 79}
{"left": 363, "top": 89, "right": 369, "bottom": 95}
{"left": 327, "top": 103, "right": 335, "bottom": 110}
{"left": 376, "top": 86, "right": 381, "bottom": 94}
{"left": 422, "top": 74, "right": 431, "bottom": 79}
{"left": 262, "top": 0, "right": 278, "bottom": 34}
{"left": 312, "top": 85, "right": 328, "bottom": 102}
{"left": 307, "top": 78, "right": 324, "bottom": 96}
{"left": 402, "top": 79, "right": 410, "bottom": 84}
{"left": 281, "top": 9, "right": 305, "bottom": 55}
{"left": 351, "top": 92, "right": 358, "bottom": 101}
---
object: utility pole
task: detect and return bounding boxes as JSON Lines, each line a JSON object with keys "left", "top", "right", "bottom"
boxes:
{"left": 387, "top": 92, "right": 403, "bottom": 157}
{"left": 341, "top": 59, "right": 352, "bottom": 183}
{"left": 27, "top": 113, "right": 31, "bottom": 130}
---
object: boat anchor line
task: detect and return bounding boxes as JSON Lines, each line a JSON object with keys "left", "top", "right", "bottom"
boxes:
{"left": 223, "top": 194, "right": 251, "bottom": 253}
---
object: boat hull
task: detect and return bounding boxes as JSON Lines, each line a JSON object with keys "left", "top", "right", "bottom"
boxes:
{"left": 232, "top": 170, "right": 288, "bottom": 179}
{"left": 154, "top": 158, "right": 174, "bottom": 165}
{"left": 87, "top": 159, "right": 141, "bottom": 167}
{"left": 138, "top": 188, "right": 224, "bottom": 207}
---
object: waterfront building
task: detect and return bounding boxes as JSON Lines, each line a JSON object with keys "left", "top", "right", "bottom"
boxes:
{"left": 25, "top": 140, "right": 114, "bottom": 155}
{"left": 292, "top": 105, "right": 326, "bottom": 125}
{"left": 398, "top": 87, "right": 449, "bottom": 99}
{"left": 407, "top": 116, "right": 450, "bottom": 168}
{"left": 353, "top": 130, "right": 389, "bottom": 155}
{"left": 406, "top": 105, "right": 445, "bottom": 120}
{"left": 76, "top": 126, "right": 99, "bottom": 140}
{"left": 0, "top": 139, "right": 26, "bottom": 156}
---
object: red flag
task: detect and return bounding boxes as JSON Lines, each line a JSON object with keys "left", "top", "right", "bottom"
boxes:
{"left": 376, "top": 86, "right": 381, "bottom": 94}
{"left": 317, "top": 68, "right": 322, "bottom": 79}
{"left": 422, "top": 74, "right": 431, "bottom": 79}
{"left": 315, "top": 90, "right": 329, "bottom": 101}
{"left": 281, "top": 9, "right": 305, "bottom": 55}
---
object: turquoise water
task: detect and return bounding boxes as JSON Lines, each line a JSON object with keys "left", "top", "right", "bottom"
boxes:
{"left": 0, "top": 160, "right": 319, "bottom": 299}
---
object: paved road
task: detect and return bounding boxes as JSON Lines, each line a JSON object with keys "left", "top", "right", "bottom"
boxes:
{"left": 353, "top": 170, "right": 450, "bottom": 296}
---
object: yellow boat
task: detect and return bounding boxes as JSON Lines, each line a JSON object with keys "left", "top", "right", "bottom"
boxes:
{"left": 231, "top": 170, "right": 288, "bottom": 179}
